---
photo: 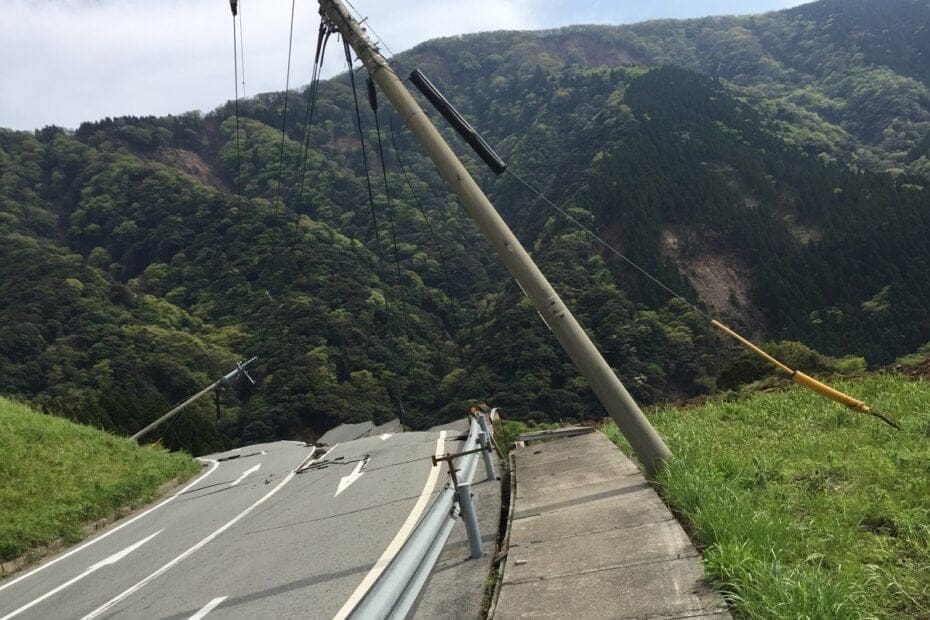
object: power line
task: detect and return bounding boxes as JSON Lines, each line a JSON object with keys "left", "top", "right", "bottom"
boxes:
{"left": 343, "top": 0, "right": 397, "bottom": 57}
{"left": 238, "top": 0, "right": 246, "bottom": 97}
{"left": 505, "top": 167, "right": 712, "bottom": 321}
{"left": 370, "top": 79, "right": 412, "bottom": 337}
{"left": 290, "top": 22, "right": 332, "bottom": 233}
{"left": 272, "top": 0, "right": 298, "bottom": 216}
{"left": 344, "top": 41, "right": 387, "bottom": 269}
{"left": 343, "top": 40, "right": 408, "bottom": 427}
{"left": 389, "top": 114, "right": 463, "bottom": 344}
{"left": 231, "top": 10, "right": 243, "bottom": 209}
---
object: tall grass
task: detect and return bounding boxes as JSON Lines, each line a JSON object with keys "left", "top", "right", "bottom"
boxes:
{"left": 0, "top": 397, "right": 199, "bottom": 562}
{"left": 605, "top": 374, "right": 930, "bottom": 618}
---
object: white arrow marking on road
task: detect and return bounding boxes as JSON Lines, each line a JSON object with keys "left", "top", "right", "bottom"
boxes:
{"left": 379, "top": 433, "right": 393, "bottom": 440}
{"left": 81, "top": 449, "right": 329, "bottom": 620}
{"left": 87, "top": 530, "right": 163, "bottom": 570}
{"left": 188, "top": 596, "right": 228, "bottom": 620}
{"left": 0, "top": 530, "right": 163, "bottom": 620}
{"left": 333, "top": 431, "right": 448, "bottom": 620}
{"left": 334, "top": 458, "right": 369, "bottom": 497}
{"left": 230, "top": 463, "right": 261, "bottom": 487}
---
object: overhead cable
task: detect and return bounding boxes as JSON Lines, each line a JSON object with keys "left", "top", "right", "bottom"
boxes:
{"left": 369, "top": 78, "right": 412, "bottom": 337}
{"left": 291, "top": 22, "right": 332, "bottom": 230}
{"left": 389, "top": 115, "right": 463, "bottom": 344}
{"left": 343, "top": 40, "right": 409, "bottom": 426}
{"left": 230, "top": 4, "right": 243, "bottom": 209}
{"left": 272, "top": 0, "right": 299, "bottom": 216}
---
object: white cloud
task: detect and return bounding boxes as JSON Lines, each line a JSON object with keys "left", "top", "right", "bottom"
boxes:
{"left": 0, "top": 0, "right": 808, "bottom": 131}
{"left": 1, "top": 0, "right": 320, "bottom": 130}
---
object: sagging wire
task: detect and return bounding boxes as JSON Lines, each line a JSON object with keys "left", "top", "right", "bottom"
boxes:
{"left": 506, "top": 168, "right": 711, "bottom": 322}
{"left": 290, "top": 22, "right": 332, "bottom": 236}
{"left": 389, "top": 113, "right": 463, "bottom": 345}
{"left": 368, "top": 78, "right": 412, "bottom": 337}
{"left": 237, "top": 0, "right": 246, "bottom": 97}
{"left": 229, "top": 0, "right": 243, "bottom": 209}
{"left": 271, "top": 0, "right": 299, "bottom": 216}
{"left": 343, "top": 40, "right": 408, "bottom": 427}
{"left": 344, "top": 40, "right": 388, "bottom": 272}
{"left": 273, "top": 18, "right": 329, "bottom": 256}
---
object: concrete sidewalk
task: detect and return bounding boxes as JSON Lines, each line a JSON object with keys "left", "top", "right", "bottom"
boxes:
{"left": 493, "top": 432, "right": 729, "bottom": 619}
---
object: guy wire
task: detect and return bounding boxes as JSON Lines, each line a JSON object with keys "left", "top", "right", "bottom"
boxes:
{"left": 505, "top": 167, "right": 711, "bottom": 322}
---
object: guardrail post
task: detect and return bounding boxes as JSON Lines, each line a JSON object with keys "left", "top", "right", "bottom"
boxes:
{"left": 474, "top": 411, "right": 504, "bottom": 461}
{"left": 476, "top": 412, "right": 492, "bottom": 436}
{"left": 478, "top": 431, "right": 498, "bottom": 481}
{"left": 433, "top": 436, "right": 491, "bottom": 561}
{"left": 455, "top": 482, "right": 484, "bottom": 559}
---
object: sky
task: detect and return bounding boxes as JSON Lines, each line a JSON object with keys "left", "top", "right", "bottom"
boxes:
{"left": 0, "top": 0, "right": 809, "bottom": 131}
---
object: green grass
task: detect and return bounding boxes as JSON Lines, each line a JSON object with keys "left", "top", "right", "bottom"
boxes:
{"left": 493, "top": 419, "right": 559, "bottom": 456}
{"left": 605, "top": 374, "right": 930, "bottom": 618}
{"left": 0, "top": 396, "right": 200, "bottom": 562}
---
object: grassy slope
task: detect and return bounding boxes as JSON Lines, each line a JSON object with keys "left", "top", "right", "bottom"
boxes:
{"left": 605, "top": 374, "right": 930, "bottom": 618}
{"left": 0, "top": 396, "right": 200, "bottom": 562}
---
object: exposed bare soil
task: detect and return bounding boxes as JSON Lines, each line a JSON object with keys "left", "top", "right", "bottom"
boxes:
{"left": 155, "top": 148, "right": 227, "bottom": 191}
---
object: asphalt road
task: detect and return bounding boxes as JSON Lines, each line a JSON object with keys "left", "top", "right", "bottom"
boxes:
{"left": 0, "top": 428, "right": 460, "bottom": 619}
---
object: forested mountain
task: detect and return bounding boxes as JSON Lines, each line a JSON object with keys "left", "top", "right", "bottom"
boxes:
{"left": 2, "top": 0, "right": 929, "bottom": 451}
{"left": 413, "top": 0, "right": 930, "bottom": 176}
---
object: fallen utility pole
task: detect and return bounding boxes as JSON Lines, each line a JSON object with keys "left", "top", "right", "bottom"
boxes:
{"left": 131, "top": 357, "right": 257, "bottom": 442}
{"left": 319, "top": 0, "right": 672, "bottom": 474}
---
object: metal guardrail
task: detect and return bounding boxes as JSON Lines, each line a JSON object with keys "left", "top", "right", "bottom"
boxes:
{"left": 347, "top": 417, "right": 483, "bottom": 619}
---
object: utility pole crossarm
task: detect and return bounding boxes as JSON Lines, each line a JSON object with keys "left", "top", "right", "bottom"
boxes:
{"left": 320, "top": 0, "right": 672, "bottom": 474}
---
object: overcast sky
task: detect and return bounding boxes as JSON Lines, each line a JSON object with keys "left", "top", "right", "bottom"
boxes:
{"left": 1, "top": 0, "right": 809, "bottom": 131}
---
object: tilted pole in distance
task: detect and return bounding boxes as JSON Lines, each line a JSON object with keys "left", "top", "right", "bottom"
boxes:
{"left": 131, "top": 357, "right": 257, "bottom": 442}
{"left": 319, "top": 0, "right": 672, "bottom": 474}
{"left": 131, "top": 381, "right": 220, "bottom": 442}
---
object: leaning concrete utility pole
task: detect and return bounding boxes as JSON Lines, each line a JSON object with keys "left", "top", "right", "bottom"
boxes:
{"left": 319, "top": 1, "right": 672, "bottom": 474}
{"left": 131, "top": 357, "right": 257, "bottom": 442}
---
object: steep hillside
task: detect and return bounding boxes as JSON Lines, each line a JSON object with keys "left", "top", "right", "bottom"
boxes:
{"left": 2, "top": 0, "right": 930, "bottom": 443}
{"left": 0, "top": 396, "right": 198, "bottom": 563}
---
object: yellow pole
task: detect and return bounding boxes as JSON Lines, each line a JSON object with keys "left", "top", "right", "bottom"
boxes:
{"left": 710, "top": 320, "right": 900, "bottom": 429}
{"left": 711, "top": 320, "right": 793, "bottom": 374}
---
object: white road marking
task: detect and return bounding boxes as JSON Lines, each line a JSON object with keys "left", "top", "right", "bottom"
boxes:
{"left": 378, "top": 433, "right": 393, "bottom": 440}
{"left": 86, "top": 531, "right": 162, "bottom": 570}
{"left": 188, "top": 596, "right": 228, "bottom": 620}
{"left": 0, "top": 459, "right": 219, "bottom": 596}
{"left": 294, "top": 446, "right": 321, "bottom": 472}
{"left": 334, "top": 458, "right": 369, "bottom": 497}
{"left": 80, "top": 449, "right": 326, "bottom": 620}
{"left": 230, "top": 463, "right": 261, "bottom": 487}
{"left": 1, "top": 530, "right": 163, "bottom": 620}
{"left": 333, "top": 431, "right": 448, "bottom": 620}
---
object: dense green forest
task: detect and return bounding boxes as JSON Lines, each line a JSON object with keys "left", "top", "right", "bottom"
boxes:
{"left": 2, "top": 0, "right": 929, "bottom": 452}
